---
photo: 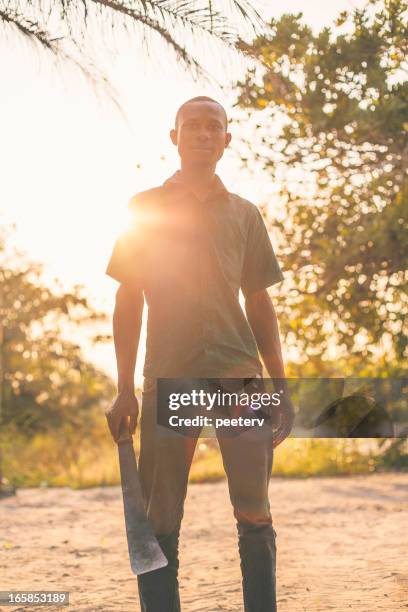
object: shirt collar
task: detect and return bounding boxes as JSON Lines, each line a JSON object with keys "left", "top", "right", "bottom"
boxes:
{"left": 163, "top": 170, "right": 229, "bottom": 201}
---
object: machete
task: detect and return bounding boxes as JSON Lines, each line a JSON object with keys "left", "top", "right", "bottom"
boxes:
{"left": 117, "top": 420, "right": 168, "bottom": 575}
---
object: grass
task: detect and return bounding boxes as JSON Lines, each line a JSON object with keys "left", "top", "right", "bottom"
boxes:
{"left": 1, "top": 423, "right": 119, "bottom": 489}
{"left": 272, "top": 438, "right": 378, "bottom": 477}
{"left": 2, "top": 424, "right": 405, "bottom": 490}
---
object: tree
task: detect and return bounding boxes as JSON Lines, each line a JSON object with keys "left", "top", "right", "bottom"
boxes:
{"left": 0, "top": 1, "right": 263, "bottom": 90}
{"left": 0, "top": 229, "right": 115, "bottom": 438}
{"left": 234, "top": 0, "right": 408, "bottom": 373}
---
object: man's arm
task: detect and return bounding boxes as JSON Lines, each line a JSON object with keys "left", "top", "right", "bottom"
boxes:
{"left": 114, "top": 283, "right": 144, "bottom": 392}
{"left": 245, "top": 288, "right": 294, "bottom": 447}
{"left": 105, "top": 283, "right": 144, "bottom": 442}
{"left": 245, "top": 288, "right": 286, "bottom": 383}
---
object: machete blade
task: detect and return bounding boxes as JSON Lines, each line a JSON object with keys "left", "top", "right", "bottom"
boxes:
{"left": 118, "top": 432, "right": 168, "bottom": 575}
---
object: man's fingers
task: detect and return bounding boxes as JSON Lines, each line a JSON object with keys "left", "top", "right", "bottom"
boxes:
{"left": 105, "top": 393, "right": 139, "bottom": 442}
{"left": 114, "top": 416, "right": 122, "bottom": 443}
{"left": 118, "top": 416, "right": 129, "bottom": 441}
{"left": 107, "top": 413, "right": 138, "bottom": 442}
{"left": 272, "top": 417, "right": 293, "bottom": 448}
{"left": 272, "top": 430, "right": 284, "bottom": 448}
{"left": 129, "top": 412, "right": 138, "bottom": 434}
{"left": 106, "top": 413, "right": 126, "bottom": 443}
{"left": 106, "top": 414, "right": 118, "bottom": 443}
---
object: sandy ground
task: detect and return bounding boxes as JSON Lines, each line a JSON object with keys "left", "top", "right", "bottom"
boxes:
{"left": 1, "top": 473, "right": 407, "bottom": 612}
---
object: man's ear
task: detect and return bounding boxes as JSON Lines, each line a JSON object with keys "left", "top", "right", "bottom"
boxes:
{"left": 225, "top": 132, "right": 232, "bottom": 148}
{"left": 170, "top": 129, "right": 177, "bottom": 146}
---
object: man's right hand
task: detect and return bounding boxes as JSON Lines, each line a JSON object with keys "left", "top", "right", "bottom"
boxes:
{"left": 105, "top": 388, "right": 139, "bottom": 443}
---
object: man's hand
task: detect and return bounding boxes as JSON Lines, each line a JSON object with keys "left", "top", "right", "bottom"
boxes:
{"left": 272, "top": 395, "right": 295, "bottom": 449}
{"left": 105, "top": 388, "right": 139, "bottom": 443}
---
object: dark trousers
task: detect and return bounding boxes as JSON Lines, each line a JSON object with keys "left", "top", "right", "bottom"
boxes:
{"left": 137, "top": 379, "right": 277, "bottom": 612}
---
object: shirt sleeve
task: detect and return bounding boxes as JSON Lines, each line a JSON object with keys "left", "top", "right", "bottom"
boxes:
{"left": 241, "top": 207, "right": 284, "bottom": 297}
{"left": 105, "top": 204, "right": 146, "bottom": 288}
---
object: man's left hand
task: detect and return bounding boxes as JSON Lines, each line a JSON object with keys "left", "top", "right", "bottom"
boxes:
{"left": 272, "top": 395, "right": 295, "bottom": 448}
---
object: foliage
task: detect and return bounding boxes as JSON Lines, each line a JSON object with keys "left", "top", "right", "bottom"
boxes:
{"left": 0, "top": 230, "right": 115, "bottom": 436}
{"left": 1, "top": 419, "right": 118, "bottom": 488}
{"left": 234, "top": 0, "right": 408, "bottom": 372}
{"left": 4, "top": 432, "right": 406, "bottom": 488}
{"left": 0, "top": 0, "right": 263, "bottom": 92}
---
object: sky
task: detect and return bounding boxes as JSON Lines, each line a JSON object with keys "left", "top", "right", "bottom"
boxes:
{"left": 0, "top": 0, "right": 366, "bottom": 385}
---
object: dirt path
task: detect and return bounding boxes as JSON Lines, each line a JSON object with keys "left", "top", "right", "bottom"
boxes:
{"left": 1, "top": 473, "right": 407, "bottom": 611}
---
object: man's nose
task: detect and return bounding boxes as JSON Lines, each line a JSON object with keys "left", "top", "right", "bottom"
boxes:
{"left": 196, "top": 127, "right": 211, "bottom": 141}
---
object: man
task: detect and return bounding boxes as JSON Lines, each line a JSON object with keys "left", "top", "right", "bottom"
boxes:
{"left": 105, "top": 96, "right": 295, "bottom": 611}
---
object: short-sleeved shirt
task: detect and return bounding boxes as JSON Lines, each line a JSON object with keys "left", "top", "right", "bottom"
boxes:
{"left": 106, "top": 171, "right": 284, "bottom": 378}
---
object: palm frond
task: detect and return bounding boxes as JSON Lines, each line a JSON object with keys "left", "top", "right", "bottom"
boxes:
{"left": 1, "top": 0, "right": 266, "bottom": 98}
{"left": 227, "top": 0, "right": 263, "bottom": 32}
{"left": 0, "top": 6, "right": 55, "bottom": 50}
{"left": 0, "top": 3, "right": 121, "bottom": 109}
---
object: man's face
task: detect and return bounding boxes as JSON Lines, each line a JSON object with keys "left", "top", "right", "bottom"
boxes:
{"left": 170, "top": 101, "right": 231, "bottom": 166}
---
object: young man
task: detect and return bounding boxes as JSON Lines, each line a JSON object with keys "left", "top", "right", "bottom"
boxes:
{"left": 106, "top": 96, "right": 295, "bottom": 612}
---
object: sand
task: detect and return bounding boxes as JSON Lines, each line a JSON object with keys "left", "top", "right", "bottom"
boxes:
{"left": 1, "top": 473, "right": 407, "bottom": 611}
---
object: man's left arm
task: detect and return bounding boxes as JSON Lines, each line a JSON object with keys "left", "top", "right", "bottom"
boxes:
{"left": 245, "top": 289, "right": 295, "bottom": 447}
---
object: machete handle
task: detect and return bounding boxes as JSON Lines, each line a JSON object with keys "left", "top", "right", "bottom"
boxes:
{"left": 118, "top": 418, "right": 132, "bottom": 445}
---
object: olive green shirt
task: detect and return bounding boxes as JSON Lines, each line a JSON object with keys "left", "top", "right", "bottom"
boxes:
{"left": 106, "top": 171, "right": 284, "bottom": 378}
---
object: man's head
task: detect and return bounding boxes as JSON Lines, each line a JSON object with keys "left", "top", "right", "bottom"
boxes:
{"left": 170, "top": 96, "right": 231, "bottom": 167}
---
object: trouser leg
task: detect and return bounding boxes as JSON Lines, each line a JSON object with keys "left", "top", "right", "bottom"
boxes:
{"left": 218, "top": 428, "right": 276, "bottom": 612}
{"left": 137, "top": 380, "right": 198, "bottom": 612}
{"left": 137, "top": 531, "right": 182, "bottom": 612}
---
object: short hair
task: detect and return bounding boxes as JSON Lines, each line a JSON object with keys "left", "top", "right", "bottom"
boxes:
{"left": 175, "top": 96, "right": 228, "bottom": 128}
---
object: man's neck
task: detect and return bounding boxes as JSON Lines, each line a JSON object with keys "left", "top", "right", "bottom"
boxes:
{"left": 179, "top": 163, "right": 216, "bottom": 202}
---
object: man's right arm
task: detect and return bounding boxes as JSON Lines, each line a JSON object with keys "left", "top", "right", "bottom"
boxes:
{"left": 114, "top": 283, "right": 144, "bottom": 392}
{"left": 105, "top": 283, "right": 144, "bottom": 442}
